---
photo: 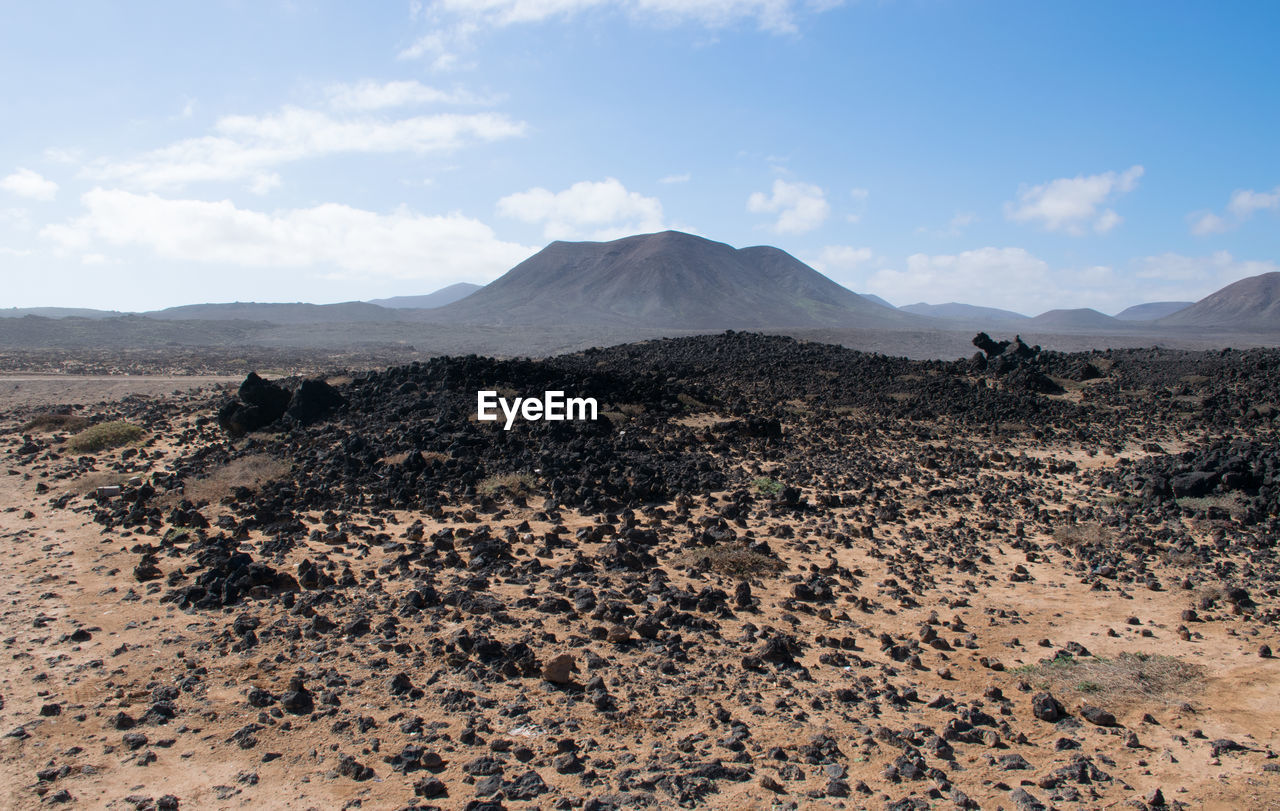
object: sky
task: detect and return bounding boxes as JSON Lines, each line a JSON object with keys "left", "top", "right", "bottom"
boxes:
{"left": 2, "top": 0, "right": 1278, "bottom": 315}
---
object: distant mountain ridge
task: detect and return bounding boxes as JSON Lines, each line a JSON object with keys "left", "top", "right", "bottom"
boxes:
{"left": 433, "top": 230, "right": 922, "bottom": 329}
{"left": 368, "top": 283, "right": 481, "bottom": 309}
{"left": 901, "top": 302, "right": 1028, "bottom": 322}
{"left": 1157, "top": 273, "right": 1280, "bottom": 329}
{"left": 1115, "top": 301, "right": 1192, "bottom": 321}
{"left": 7, "top": 234, "right": 1280, "bottom": 337}
{"left": 145, "top": 301, "right": 406, "bottom": 325}
{"left": 1028, "top": 308, "right": 1126, "bottom": 331}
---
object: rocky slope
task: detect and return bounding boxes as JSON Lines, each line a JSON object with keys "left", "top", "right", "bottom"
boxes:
{"left": 2, "top": 333, "right": 1280, "bottom": 810}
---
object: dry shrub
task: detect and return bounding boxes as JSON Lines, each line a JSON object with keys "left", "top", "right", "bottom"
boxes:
{"left": 66, "top": 421, "right": 145, "bottom": 453}
{"left": 22, "top": 412, "right": 90, "bottom": 433}
{"left": 72, "top": 470, "right": 137, "bottom": 495}
{"left": 478, "top": 472, "right": 537, "bottom": 499}
{"left": 379, "top": 450, "right": 448, "bottom": 466}
{"left": 1177, "top": 493, "right": 1247, "bottom": 520}
{"left": 1053, "top": 522, "right": 1107, "bottom": 550}
{"left": 674, "top": 542, "right": 784, "bottom": 579}
{"left": 183, "top": 453, "right": 290, "bottom": 506}
{"left": 1017, "top": 652, "right": 1204, "bottom": 710}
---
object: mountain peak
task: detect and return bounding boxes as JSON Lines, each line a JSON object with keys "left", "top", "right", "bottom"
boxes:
{"left": 435, "top": 231, "right": 916, "bottom": 329}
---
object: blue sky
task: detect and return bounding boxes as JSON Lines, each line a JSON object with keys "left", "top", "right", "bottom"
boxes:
{"left": 2, "top": 0, "right": 1278, "bottom": 314}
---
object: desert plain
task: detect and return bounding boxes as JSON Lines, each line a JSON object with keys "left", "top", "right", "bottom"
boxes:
{"left": 2, "top": 332, "right": 1279, "bottom": 811}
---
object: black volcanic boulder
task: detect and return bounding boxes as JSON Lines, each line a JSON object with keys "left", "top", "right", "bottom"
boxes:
{"left": 218, "top": 373, "right": 291, "bottom": 437}
{"left": 286, "top": 378, "right": 346, "bottom": 425}
{"left": 1005, "top": 366, "right": 1065, "bottom": 395}
{"left": 973, "top": 332, "right": 1010, "bottom": 359}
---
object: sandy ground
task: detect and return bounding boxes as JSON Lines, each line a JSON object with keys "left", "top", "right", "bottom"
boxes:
{"left": 0, "top": 375, "right": 238, "bottom": 411}
{"left": 1, "top": 375, "right": 1279, "bottom": 810}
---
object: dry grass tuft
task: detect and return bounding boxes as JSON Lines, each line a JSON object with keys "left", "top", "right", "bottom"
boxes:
{"left": 65, "top": 421, "right": 145, "bottom": 453}
{"left": 478, "top": 472, "right": 538, "bottom": 500}
{"left": 673, "top": 542, "right": 784, "bottom": 579}
{"left": 1052, "top": 521, "right": 1107, "bottom": 550}
{"left": 22, "top": 412, "right": 90, "bottom": 433}
{"left": 1016, "top": 652, "right": 1205, "bottom": 709}
{"left": 72, "top": 470, "right": 138, "bottom": 495}
{"left": 182, "top": 453, "right": 290, "bottom": 506}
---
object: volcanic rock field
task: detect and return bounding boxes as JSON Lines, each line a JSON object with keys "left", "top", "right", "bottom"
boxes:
{"left": 3, "top": 332, "right": 1280, "bottom": 810}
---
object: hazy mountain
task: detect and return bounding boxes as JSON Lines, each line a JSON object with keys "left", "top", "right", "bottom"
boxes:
{"left": 858, "top": 293, "right": 898, "bottom": 310}
{"left": 145, "top": 301, "right": 406, "bottom": 325}
{"left": 368, "top": 283, "right": 482, "bottom": 309}
{"left": 1157, "top": 272, "right": 1280, "bottom": 330}
{"left": 1028, "top": 308, "right": 1127, "bottom": 331}
{"left": 0, "top": 307, "right": 125, "bottom": 319}
{"left": 1114, "top": 301, "right": 1192, "bottom": 321}
{"left": 901, "top": 302, "right": 1028, "bottom": 322}
{"left": 434, "top": 231, "right": 922, "bottom": 329}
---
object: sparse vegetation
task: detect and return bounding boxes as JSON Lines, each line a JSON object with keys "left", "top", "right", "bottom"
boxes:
{"left": 181, "top": 453, "right": 290, "bottom": 506}
{"left": 1016, "top": 652, "right": 1205, "bottom": 708}
{"left": 22, "top": 412, "right": 90, "bottom": 433}
{"left": 1178, "top": 493, "right": 1247, "bottom": 520}
{"left": 65, "top": 420, "right": 145, "bottom": 452}
{"left": 674, "top": 542, "right": 784, "bottom": 579}
{"left": 478, "top": 472, "right": 538, "bottom": 499}
{"left": 1052, "top": 521, "right": 1107, "bottom": 549}
{"left": 72, "top": 470, "right": 138, "bottom": 495}
{"left": 752, "top": 476, "right": 784, "bottom": 498}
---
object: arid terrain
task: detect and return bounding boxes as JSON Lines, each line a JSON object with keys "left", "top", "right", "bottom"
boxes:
{"left": 2, "top": 333, "right": 1279, "bottom": 810}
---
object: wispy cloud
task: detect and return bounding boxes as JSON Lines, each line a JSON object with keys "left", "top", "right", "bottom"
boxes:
{"left": 81, "top": 106, "right": 526, "bottom": 192}
{"left": 1005, "top": 165, "right": 1143, "bottom": 235}
{"left": 325, "top": 79, "right": 493, "bottom": 110}
{"left": 1189, "top": 184, "right": 1280, "bottom": 235}
{"left": 402, "top": 0, "right": 842, "bottom": 68}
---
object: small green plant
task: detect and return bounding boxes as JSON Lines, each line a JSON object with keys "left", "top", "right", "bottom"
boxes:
{"left": 753, "top": 477, "right": 784, "bottom": 498}
{"left": 1075, "top": 681, "right": 1102, "bottom": 693}
{"left": 66, "top": 421, "right": 145, "bottom": 453}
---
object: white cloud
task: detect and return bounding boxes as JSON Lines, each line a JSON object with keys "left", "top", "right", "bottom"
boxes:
{"left": 1188, "top": 211, "right": 1230, "bottom": 236}
{"left": 861, "top": 247, "right": 1280, "bottom": 315}
{"left": 402, "top": 1, "right": 840, "bottom": 67}
{"left": 1227, "top": 187, "right": 1280, "bottom": 218}
{"left": 747, "top": 178, "right": 828, "bottom": 234}
{"left": 1134, "top": 251, "right": 1279, "bottom": 297}
{"left": 82, "top": 106, "right": 526, "bottom": 191}
{"left": 41, "top": 188, "right": 537, "bottom": 283}
{"left": 811, "top": 245, "right": 873, "bottom": 274}
{"left": 497, "top": 177, "right": 664, "bottom": 240}
{"left": 659, "top": 172, "right": 691, "bottom": 184}
{"left": 1188, "top": 185, "right": 1280, "bottom": 235}
{"left": 867, "top": 248, "right": 1054, "bottom": 312}
{"left": 325, "top": 79, "right": 489, "bottom": 110}
{"left": 1, "top": 168, "right": 58, "bottom": 202}
{"left": 1005, "top": 165, "right": 1143, "bottom": 235}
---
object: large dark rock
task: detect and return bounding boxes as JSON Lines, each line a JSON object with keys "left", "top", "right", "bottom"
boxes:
{"left": 286, "top": 378, "right": 346, "bottom": 425}
{"left": 218, "top": 373, "right": 291, "bottom": 436}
